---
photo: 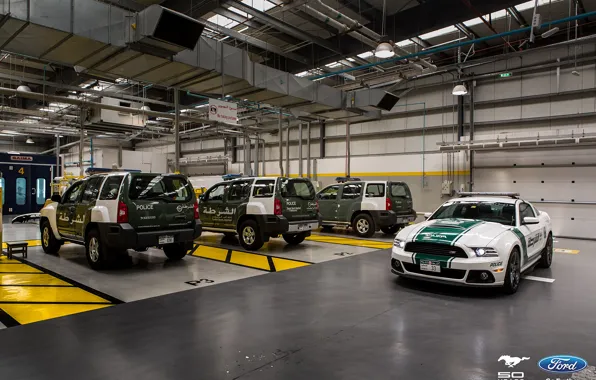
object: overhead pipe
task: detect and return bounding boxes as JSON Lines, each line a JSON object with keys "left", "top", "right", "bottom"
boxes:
{"left": 314, "top": 0, "right": 381, "bottom": 41}
{"left": 311, "top": 10, "right": 596, "bottom": 80}
{"left": 302, "top": 5, "right": 378, "bottom": 48}
{"left": 307, "top": 122, "right": 311, "bottom": 179}
{"left": 285, "top": 119, "right": 290, "bottom": 177}
{"left": 298, "top": 123, "right": 303, "bottom": 177}
{"left": 278, "top": 111, "right": 283, "bottom": 176}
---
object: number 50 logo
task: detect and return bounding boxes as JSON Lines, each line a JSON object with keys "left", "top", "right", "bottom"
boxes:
{"left": 498, "top": 372, "right": 524, "bottom": 379}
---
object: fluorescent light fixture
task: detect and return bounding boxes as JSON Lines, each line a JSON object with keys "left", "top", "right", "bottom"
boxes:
{"left": 39, "top": 108, "right": 55, "bottom": 112}
{"left": 238, "top": 26, "right": 249, "bottom": 33}
{"left": 140, "top": 105, "right": 151, "bottom": 111}
{"left": 358, "top": 51, "right": 374, "bottom": 59}
{"left": 2, "top": 130, "right": 21, "bottom": 135}
{"left": 452, "top": 84, "right": 468, "bottom": 96}
{"left": 396, "top": 39, "right": 413, "bottom": 47}
{"left": 541, "top": 27, "right": 559, "bottom": 38}
{"left": 26, "top": 136, "right": 34, "bottom": 144}
{"left": 375, "top": 42, "right": 395, "bottom": 58}
{"left": 419, "top": 25, "right": 457, "bottom": 40}
{"left": 346, "top": 57, "right": 356, "bottom": 62}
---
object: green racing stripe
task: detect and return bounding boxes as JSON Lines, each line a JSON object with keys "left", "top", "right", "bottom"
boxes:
{"left": 414, "top": 219, "right": 485, "bottom": 246}
{"left": 511, "top": 227, "right": 529, "bottom": 263}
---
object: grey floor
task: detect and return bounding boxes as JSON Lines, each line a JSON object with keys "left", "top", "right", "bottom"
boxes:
{"left": 0, "top": 220, "right": 593, "bottom": 379}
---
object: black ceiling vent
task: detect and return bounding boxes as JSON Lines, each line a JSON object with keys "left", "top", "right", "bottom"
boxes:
{"left": 134, "top": 5, "right": 204, "bottom": 56}
{"left": 377, "top": 92, "right": 399, "bottom": 112}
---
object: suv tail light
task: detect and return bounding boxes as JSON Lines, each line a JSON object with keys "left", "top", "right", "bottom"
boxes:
{"left": 386, "top": 197, "right": 392, "bottom": 211}
{"left": 274, "top": 198, "right": 282, "bottom": 215}
{"left": 117, "top": 201, "right": 129, "bottom": 223}
{"left": 194, "top": 201, "right": 199, "bottom": 219}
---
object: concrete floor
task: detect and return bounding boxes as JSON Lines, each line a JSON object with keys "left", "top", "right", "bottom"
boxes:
{"left": 0, "top": 220, "right": 593, "bottom": 379}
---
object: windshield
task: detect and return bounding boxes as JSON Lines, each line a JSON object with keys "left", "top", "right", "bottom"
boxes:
{"left": 128, "top": 175, "right": 192, "bottom": 202}
{"left": 431, "top": 201, "right": 516, "bottom": 226}
{"left": 279, "top": 178, "right": 315, "bottom": 200}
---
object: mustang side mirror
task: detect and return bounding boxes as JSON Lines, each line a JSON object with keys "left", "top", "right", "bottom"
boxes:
{"left": 523, "top": 217, "right": 540, "bottom": 225}
{"left": 51, "top": 194, "right": 61, "bottom": 203}
{"left": 423, "top": 212, "right": 432, "bottom": 220}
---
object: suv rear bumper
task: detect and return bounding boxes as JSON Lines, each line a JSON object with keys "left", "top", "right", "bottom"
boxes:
{"left": 395, "top": 211, "right": 417, "bottom": 225}
{"left": 261, "top": 215, "right": 319, "bottom": 236}
{"left": 369, "top": 211, "right": 398, "bottom": 229}
{"left": 98, "top": 221, "right": 202, "bottom": 250}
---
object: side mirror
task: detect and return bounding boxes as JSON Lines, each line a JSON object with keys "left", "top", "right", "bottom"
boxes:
{"left": 424, "top": 212, "right": 432, "bottom": 220}
{"left": 51, "top": 194, "right": 61, "bottom": 203}
{"left": 523, "top": 216, "right": 540, "bottom": 225}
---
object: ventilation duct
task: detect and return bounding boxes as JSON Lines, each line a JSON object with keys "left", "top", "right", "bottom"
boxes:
{"left": 133, "top": 5, "right": 204, "bottom": 57}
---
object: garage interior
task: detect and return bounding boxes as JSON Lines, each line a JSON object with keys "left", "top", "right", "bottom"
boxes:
{"left": 0, "top": 0, "right": 594, "bottom": 378}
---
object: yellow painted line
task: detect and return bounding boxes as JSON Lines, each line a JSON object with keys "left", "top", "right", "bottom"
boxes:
{"left": 272, "top": 257, "right": 310, "bottom": 271}
{"left": 0, "top": 304, "right": 110, "bottom": 325}
{"left": 0, "top": 257, "right": 22, "bottom": 264}
{"left": 0, "top": 263, "right": 42, "bottom": 273}
{"left": 193, "top": 245, "right": 228, "bottom": 261}
{"left": 555, "top": 248, "right": 580, "bottom": 254}
{"left": 229, "top": 251, "right": 271, "bottom": 271}
{"left": 306, "top": 235, "right": 392, "bottom": 249}
{"left": 0, "top": 273, "right": 73, "bottom": 286}
{"left": 0, "top": 286, "right": 112, "bottom": 303}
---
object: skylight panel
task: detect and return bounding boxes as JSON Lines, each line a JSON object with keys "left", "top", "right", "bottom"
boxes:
{"left": 208, "top": 14, "right": 239, "bottom": 28}
{"left": 419, "top": 25, "right": 458, "bottom": 40}
{"left": 241, "top": 0, "right": 275, "bottom": 12}
{"left": 358, "top": 51, "right": 374, "bottom": 59}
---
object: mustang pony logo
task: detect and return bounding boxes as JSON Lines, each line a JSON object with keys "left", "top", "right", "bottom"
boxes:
{"left": 498, "top": 355, "right": 530, "bottom": 368}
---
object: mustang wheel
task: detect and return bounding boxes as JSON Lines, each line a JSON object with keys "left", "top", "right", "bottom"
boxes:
{"left": 538, "top": 233, "right": 553, "bottom": 268}
{"left": 352, "top": 214, "right": 375, "bottom": 238}
{"left": 503, "top": 248, "right": 521, "bottom": 294}
{"left": 40, "top": 220, "right": 62, "bottom": 255}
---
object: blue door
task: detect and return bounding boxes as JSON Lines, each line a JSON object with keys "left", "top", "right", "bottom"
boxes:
{"left": 0, "top": 163, "right": 31, "bottom": 215}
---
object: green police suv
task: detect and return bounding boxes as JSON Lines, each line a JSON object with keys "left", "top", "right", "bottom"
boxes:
{"left": 317, "top": 179, "right": 416, "bottom": 237}
{"left": 39, "top": 172, "right": 202, "bottom": 269}
{"left": 199, "top": 176, "right": 320, "bottom": 250}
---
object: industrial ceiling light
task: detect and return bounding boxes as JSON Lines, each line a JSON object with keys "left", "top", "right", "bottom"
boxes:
{"left": 452, "top": 84, "right": 468, "bottom": 96}
{"left": 25, "top": 136, "right": 34, "bottom": 144}
{"left": 140, "top": 105, "right": 151, "bottom": 111}
{"left": 375, "top": 41, "right": 395, "bottom": 59}
{"left": 541, "top": 27, "right": 559, "bottom": 39}
{"left": 16, "top": 84, "right": 31, "bottom": 92}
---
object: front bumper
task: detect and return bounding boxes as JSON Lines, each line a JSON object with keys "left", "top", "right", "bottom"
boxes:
{"left": 390, "top": 246, "right": 506, "bottom": 286}
{"left": 99, "top": 221, "right": 202, "bottom": 250}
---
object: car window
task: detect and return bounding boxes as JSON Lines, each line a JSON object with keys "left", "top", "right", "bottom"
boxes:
{"left": 81, "top": 177, "right": 105, "bottom": 204}
{"left": 99, "top": 175, "right": 124, "bottom": 200}
{"left": 128, "top": 175, "right": 192, "bottom": 202}
{"left": 253, "top": 180, "right": 275, "bottom": 198}
{"left": 228, "top": 180, "right": 253, "bottom": 201}
{"left": 431, "top": 201, "right": 516, "bottom": 226}
{"left": 341, "top": 183, "right": 362, "bottom": 200}
{"left": 519, "top": 202, "right": 536, "bottom": 220}
{"left": 62, "top": 181, "right": 84, "bottom": 204}
{"left": 318, "top": 185, "right": 339, "bottom": 200}
{"left": 390, "top": 183, "right": 410, "bottom": 198}
{"left": 365, "top": 183, "right": 385, "bottom": 197}
{"left": 280, "top": 179, "right": 315, "bottom": 200}
{"left": 206, "top": 183, "right": 228, "bottom": 202}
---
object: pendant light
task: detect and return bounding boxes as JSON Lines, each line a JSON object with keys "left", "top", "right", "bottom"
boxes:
{"left": 374, "top": 0, "right": 395, "bottom": 59}
{"left": 452, "top": 84, "right": 468, "bottom": 96}
{"left": 26, "top": 136, "right": 34, "bottom": 144}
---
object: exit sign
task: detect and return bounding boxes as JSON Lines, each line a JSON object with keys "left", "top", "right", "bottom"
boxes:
{"left": 500, "top": 72, "right": 512, "bottom": 78}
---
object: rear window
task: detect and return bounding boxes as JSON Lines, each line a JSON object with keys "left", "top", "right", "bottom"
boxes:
{"left": 390, "top": 183, "right": 411, "bottom": 198}
{"left": 280, "top": 178, "right": 315, "bottom": 200}
{"left": 253, "top": 180, "right": 275, "bottom": 198}
{"left": 128, "top": 175, "right": 192, "bottom": 202}
{"left": 365, "top": 183, "right": 385, "bottom": 197}
{"left": 99, "top": 176, "right": 124, "bottom": 200}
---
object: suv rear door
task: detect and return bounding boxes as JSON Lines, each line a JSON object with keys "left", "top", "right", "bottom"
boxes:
{"left": 337, "top": 182, "right": 363, "bottom": 223}
{"left": 388, "top": 181, "right": 414, "bottom": 215}
{"left": 317, "top": 185, "right": 340, "bottom": 222}
{"left": 278, "top": 178, "right": 317, "bottom": 222}
{"left": 126, "top": 174, "right": 195, "bottom": 230}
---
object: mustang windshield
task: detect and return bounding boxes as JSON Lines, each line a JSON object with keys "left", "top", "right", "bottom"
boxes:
{"left": 431, "top": 201, "right": 516, "bottom": 226}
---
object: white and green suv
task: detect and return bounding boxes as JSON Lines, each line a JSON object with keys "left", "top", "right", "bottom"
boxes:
{"left": 317, "top": 180, "right": 416, "bottom": 237}
{"left": 199, "top": 177, "right": 320, "bottom": 250}
{"left": 39, "top": 172, "right": 202, "bottom": 269}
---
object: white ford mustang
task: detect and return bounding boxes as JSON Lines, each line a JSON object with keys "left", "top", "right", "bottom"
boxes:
{"left": 391, "top": 193, "right": 553, "bottom": 294}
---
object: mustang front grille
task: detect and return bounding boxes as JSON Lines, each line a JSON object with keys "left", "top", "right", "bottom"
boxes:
{"left": 404, "top": 242, "right": 468, "bottom": 258}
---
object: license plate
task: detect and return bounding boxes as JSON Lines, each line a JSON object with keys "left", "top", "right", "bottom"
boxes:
{"left": 159, "top": 235, "right": 174, "bottom": 244}
{"left": 420, "top": 260, "right": 441, "bottom": 273}
{"left": 297, "top": 224, "right": 308, "bottom": 231}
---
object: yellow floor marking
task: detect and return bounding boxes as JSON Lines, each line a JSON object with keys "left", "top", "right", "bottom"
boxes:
{"left": 0, "top": 303, "right": 110, "bottom": 325}
{"left": 193, "top": 245, "right": 228, "bottom": 261}
{"left": 0, "top": 273, "right": 72, "bottom": 286}
{"left": 272, "top": 257, "right": 310, "bottom": 271}
{"left": 230, "top": 251, "right": 271, "bottom": 271}
{"left": 307, "top": 235, "right": 392, "bottom": 249}
{"left": 555, "top": 248, "right": 580, "bottom": 254}
{"left": 0, "top": 286, "right": 112, "bottom": 303}
{"left": 0, "top": 257, "right": 23, "bottom": 264}
{"left": 0, "top": 263, "right": 42, "bottom": 273}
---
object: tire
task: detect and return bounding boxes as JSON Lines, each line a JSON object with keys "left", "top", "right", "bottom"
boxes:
{"left": 163, "top": 242, "right": 188, "bottom": 260}
{"left": 381, "top": 225, "right": 401, "bottom": 235}
{"left": 223, "top": 232, "right": 236, "bottom": 239}
{"left": 321, "top": 225, "right": 333, "bottom": 232}
{"left": 282, "top": 232, "right": 307, "bottom": 245}
{"left": 538, "top": 233, "right": 553, "bottom": 268}
{"left": 40, "top": 220, "right": 62, "bottom": 255}
{"left": 352, "top": 213, "right": 375, "bottom": 238}
{"left": 503, "top": 248, "right": 521, "bottom": 295}
{"left": 85, "top": 228, "right": 110, "bottom": 270}
{"left": 238, "top": 219, "right": 264, "bottom": 250}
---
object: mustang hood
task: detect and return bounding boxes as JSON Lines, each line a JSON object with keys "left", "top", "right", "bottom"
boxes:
{"left": 404, "top": 219, "right": 510, "bottom": 247}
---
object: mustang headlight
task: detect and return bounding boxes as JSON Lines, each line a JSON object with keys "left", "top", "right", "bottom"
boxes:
{"left": 472, "top": 247, "right": 498, "bottom": 257}
{"left": 393, "top": 239, "right": 406, "bottom": 249}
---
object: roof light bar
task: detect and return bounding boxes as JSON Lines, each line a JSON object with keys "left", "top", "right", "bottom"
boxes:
{"left": 458, "top": 192, "right": 520, "bottom": 199}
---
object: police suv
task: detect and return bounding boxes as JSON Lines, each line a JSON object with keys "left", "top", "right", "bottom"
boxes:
{"left": 40, "top": 172, "right": 202, "bottom": 269}
{"left": 317, "top": 179, "right": 416, "bottom": 237}
{"left": 199, "top": 177, "right": 320, "bottom": 250}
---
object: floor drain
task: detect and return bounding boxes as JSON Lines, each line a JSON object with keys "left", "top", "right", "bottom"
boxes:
{"left": 572, "top": 366, "right": 596, "bottom": 379}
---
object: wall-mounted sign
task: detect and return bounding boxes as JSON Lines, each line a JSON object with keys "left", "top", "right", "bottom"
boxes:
{"left": 10, "top": 156, "right": 33, "bottom": 162}
{"left": 209, "top": 99, "right": 238, "bottom": 124}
